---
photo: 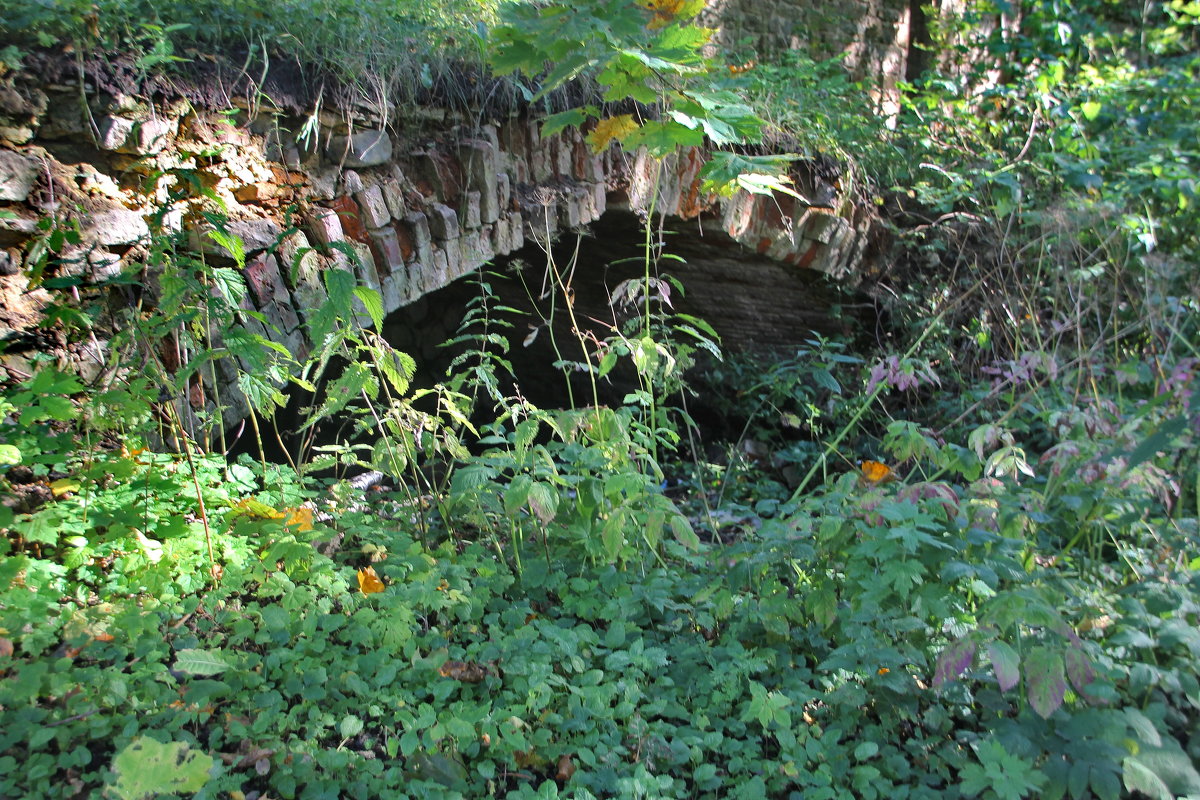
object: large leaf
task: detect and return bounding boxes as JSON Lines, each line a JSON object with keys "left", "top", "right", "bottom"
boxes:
{"left": 987, "top": 640, "right": 1021, "bottom": 692}
{"left": 1024, "top": 646, "right": 1066, "bottom": 718}
{"left": 173, "top": 648, "right": 232, "bottom": 676}
{"left": 933, "top": 637, "right": 977, "bottom": 688}
{"left": 1125, "top": 742, "right": 1200, "bottom": 798}
{"left": 109, "top": 736, "right": 214, "bottom": 799}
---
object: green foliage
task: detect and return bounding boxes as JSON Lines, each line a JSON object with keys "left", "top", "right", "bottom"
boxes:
{"left": 2, "top": 1, "right": 1199, "bottom": 798}
{"left": 489, "top": 0, "right": 805, "bottom": 198}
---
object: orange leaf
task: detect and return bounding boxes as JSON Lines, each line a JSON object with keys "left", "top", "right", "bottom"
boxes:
{"left": 357, "top": 566, "right": 385, "bottom": 594}
{"left": 860, "top": 460, "right": 894, "bottom": 485}
{"left": 586, "top": 114, "right": 639, "bottom": 154}
{"left": 282, "top": 507, "right": 313, "bottom": 532}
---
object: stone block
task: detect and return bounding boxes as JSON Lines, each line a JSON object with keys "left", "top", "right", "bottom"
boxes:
{"left": 0, "top": 149, "right": 37, "bottom": 202}
{"left": 88, "top": 249, "right": 122, "bottom": 282}
{"left": 461, "top": 191, "right": 482, "bottom": 230}
{"left": 381, "top": 269, "right": 407, "bottom": 313}
{"left": 476, "top": 225, "right": 495, "bottom": 264}
{"left": 553, "top": 135, "right": 572, "bottom": 178}
{"left": 239, "top": 217, "right": 284, "bottom": 253}
{"left": 430, "top": 248, "right": 450, "bottom": 292}
{"left": 427, "top": 203, "right": 460, "bottom": 240}
{"left": 381, "top": 178, "right": 407, "bottom": 219}
{"left": 341, "top": 169, "right": 365, "bottom": 195}
{"left": 405, "top": 210, "right": 432, "bottom": 253}
{"left": 306, "top": 205, "right": 345, "bottom": 248}
{"left": 83, "top": 208, "right": 149, "bottom": 247}
{"left": 592, "top": 182, "right": 607, "bottom": 219}
{"left": 800, "top": 209, "right": 843, "bottom": 245}
{"left": 435, "top": 235, "right": 458, "bottom": 279}
{"left": 497, "top": 172, "right": 511, "bottom": 212}
{"left": 368, "top": 226, "right": 404, "bottom": 277}
{"left": 0, "top": 248, "right": 20, "bottom": 277}
{"left": 325, "top": 130, "right": 393, "bottom": 168}
{"left": 328, "top": 195, "right": 370, "bottom": 244}
{"left": 506, "top": 211, "right": 524, "bottom": 252}
{"left": 355, "top": 184, "right": 391, "bottom": 228}
{"left": 135, "top": 118, "right": 175, "bottom": 155}
{"left": 278, "top": 231, "right": 327, "bottom": 314}
{"left": 97, "top": 115, "right": 135, "bottom": 151}
{"left": 243, "top": 253, "right": 287, "bottom": 307}
{"left": 458, "top": 139, "right": 500, "bottom": 224}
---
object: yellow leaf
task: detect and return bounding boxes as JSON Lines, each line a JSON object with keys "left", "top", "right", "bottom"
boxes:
{"left": 231, "top": 498, "right": 283, "bottom": 519}
{"left": 357, "top": 566, "right": 385, "bottom": 594}
{"left": 51, "top": 478, "right": 81, "bottom": 498}
{"left": 860, "top": 460, "right": 894, "bottom": 485}
{"left": 282, "top": 507, "right": 313, "bottom": 532}
{"left": 586, "top": 114, "right": 639, "bottom": 153}
{"left": 638, "top": 0, "right": 686, "bottom": 28}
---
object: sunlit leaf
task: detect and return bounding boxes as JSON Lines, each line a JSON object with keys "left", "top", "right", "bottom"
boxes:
{"left": 174, "top": 648, "right": 232, "bottom": 676}
{"left": 357, "top": 566, "right": 385, "bottom": 594}
{"left": 50, "top": 478, "right": 81, "bottom": 498}
{"left": 586, "top": 114, "right": 640, "bottom": 153}
{"left": 109, "top": 736, "right": 214, "bottom": 800}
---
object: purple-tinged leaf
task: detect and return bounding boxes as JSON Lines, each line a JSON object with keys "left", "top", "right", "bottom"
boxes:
{"left": 1025, "top": 646, "right": 1067, "bottom": 718}
{"left": 1064, "top": 646, "right": 1096, "bottom": 697}
{"left": 933, "top": 637, "right": 977, "bottom": 688}
{"left": 987, "top": 640, "right": 1021, "bottom": 692}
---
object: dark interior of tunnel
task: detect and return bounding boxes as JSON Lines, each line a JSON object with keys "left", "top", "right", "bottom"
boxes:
{"left": 238, "top": 208, "right": 873, "bottom": 463}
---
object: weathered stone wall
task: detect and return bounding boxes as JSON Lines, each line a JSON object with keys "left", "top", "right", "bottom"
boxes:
{"left": 700, "top": 0, "right": 916, "bottom": 116}
{"left": 0, "top": 71, "right": 882, "bottom": 426}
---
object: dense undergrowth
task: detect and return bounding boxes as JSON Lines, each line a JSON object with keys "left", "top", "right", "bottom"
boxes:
{"left": 2, "top": 0, "right": 1200, "bottom": 798}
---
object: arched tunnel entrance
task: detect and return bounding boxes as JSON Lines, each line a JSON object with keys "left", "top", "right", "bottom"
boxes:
{"left": 246, "top": 207, "right": 871, "bottom": 464}
{"left": 383, "top": 208, "right": 863, "bottom": 412}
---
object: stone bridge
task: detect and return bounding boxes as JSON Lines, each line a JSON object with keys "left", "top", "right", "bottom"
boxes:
{"left": 1, "top": 81, "right": 885, "bottom": 418}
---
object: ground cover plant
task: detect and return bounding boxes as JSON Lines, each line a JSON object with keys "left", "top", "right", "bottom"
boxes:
{"left": 2, "top": 0, "right": 1200, "bottom": 798}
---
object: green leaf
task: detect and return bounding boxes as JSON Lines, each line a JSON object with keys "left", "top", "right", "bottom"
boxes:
{"left": 173, "top": 648, "right": 232, "bottom": 676}
{"left": 669, "top": 513, "right": 700, "bottom": 550}
{"left": 304, "top": 362, "right": 376, "bottom": 429}
{"left": 1080, "top": 101, "right": 1103, "bottom": 120}
{"left": 1127, "top": 741, "right": 1200, "bottom": 796}
{"left": 0, "top": 444, "right": 22, "bottom": 465}
{"left": 854, "top": 741, "right": 879, "bottom": 761}
{"left": 541, "top": 107, "right": 589, "bottom": 138}
{"left": 987, "top": 640, "right": 1021, "bottom": 692}
{"left": 528, "top": 482, "right": 559, "bottom": 525}
{"left": 339, "top": 714, "right": 364, "bottom": 738}
{"left": 409, "top": 750, "right": 468, "bottom": 790}
{"left": 1024, "top": 646, "right": 1066, "bottom": 718}
{"left": 108, "top": 736, "right": 214, "bottom": 800}
{"left": 1123, "top": 758, "right": 1173, "bottom": 800}
{"left": 353, "top": 286, "right": 385, "bottom": 332}
{"left": 207, "top": 228, "right": 246, "bottom": 269}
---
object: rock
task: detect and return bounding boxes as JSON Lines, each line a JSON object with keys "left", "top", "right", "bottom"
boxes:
{"left": 427, "top": 204, "right": 459, "bottom": 240}
{"left": 226, "top": 218, "right": 283, "bottom": 254}
{"left": 81, "top": 208, "right": 149, "bottom": 247}
{"left": 355, "top": 185, "right": 391, "bottom": 229}
{"left": 0, "top": 149, "right": 38, "bottom": 202}
{"left": 133, "top": 118, "right": 176, "bottom": 155}
{"left": 325, "top": 130, "right": 392, "bottom": 168}
{"left": 306, "top": 206, "right": 345, "bottom": 248}
{"left": 368, "top": 226, "right": 404, "bottom": 277}
{"left": 97, "top": 116, "right": 136, "bottom": 151}
{"left": 0, "top": 210, "right": 37, "bottom": 247}
{"left": 461, "top": 191, "right": 481, "bottom": 230}
{"left": 0, "top": 248, "right": 20, "bottom": 276}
